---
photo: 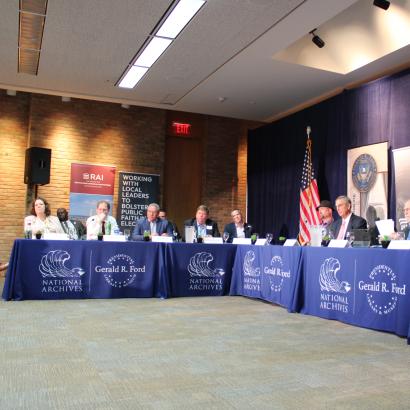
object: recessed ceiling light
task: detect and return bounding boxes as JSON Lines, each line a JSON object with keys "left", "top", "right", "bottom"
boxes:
{"left": 119, "top": 66, "right": 149, "bottom": 89}
{"left": 157, "top": 0, "right": 206, "bottom": 39}
{"left": 117, "top": 0, "right": 206, "bottom": 89}
{"left": 134, "top": 37, "right": 173, "bottom": 68}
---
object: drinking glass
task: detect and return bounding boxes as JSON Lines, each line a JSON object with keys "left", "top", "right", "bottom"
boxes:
{"left": 173, "top": 231, "right": 179, "bottom": 242}
{"left": 124, "top": 229, "right": 131, "bottom": 240}
{"left": 251, "top": 233, "right": 258, "bottom": 245}
{"left": 397, "top": 231, "right": 405, "bottom": 241}
{"left": 346, "top": 231, "right": 355, "bottom": 247}
{"left": 265, "top": 233, "right": 273, "bottom": 245}
{"left": 222, "top": 232, "right": 230, "bottom": 243}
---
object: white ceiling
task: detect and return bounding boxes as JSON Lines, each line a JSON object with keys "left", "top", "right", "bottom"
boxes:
{"left": 1, "top": 0, "right": 410, "bottom": 122}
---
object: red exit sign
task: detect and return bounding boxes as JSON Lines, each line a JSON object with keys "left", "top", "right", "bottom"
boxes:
{"left": 172, "top": 122, "right": 191, "bottom": 136}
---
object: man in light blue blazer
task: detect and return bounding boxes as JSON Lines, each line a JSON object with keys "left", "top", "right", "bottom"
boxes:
{"left": 132, "top": 203, "right": 173, "bottom": 241}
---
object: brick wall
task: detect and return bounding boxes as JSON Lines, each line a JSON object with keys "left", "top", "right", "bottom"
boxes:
{"left": 0, "top": 90, "right": 260, "bottom": 263}
{"left": 203, "top": 117, "right": 258, "bottom": 230}
{"left": 0, "top": 91, "right": 30, "bottom": 264}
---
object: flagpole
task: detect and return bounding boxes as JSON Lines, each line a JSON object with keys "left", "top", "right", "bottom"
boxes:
{"left": 306, "top": 127, "right": 312, "bottom": 207}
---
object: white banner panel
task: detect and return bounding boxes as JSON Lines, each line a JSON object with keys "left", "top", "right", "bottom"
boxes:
{"left": 347, "top": 142, "right": 388, "bottom": 224}
{"left": 392, "top": 146, "right": 410, "bottom": 231}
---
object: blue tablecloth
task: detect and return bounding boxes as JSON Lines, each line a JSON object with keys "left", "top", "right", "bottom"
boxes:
{"left": 230, "top": 245, "right": 303, "bottom": 310}
{"left": 164, "top": 242, "right": 237, "bottom": 297}
{"left": 299, "top": 247, "right": 410, "bottom": 339}
{"left": 4, "top": 239, "right": 410, "bottom": 344}
{"left": 2, "top": 239, "right": 167, "bottom": 300}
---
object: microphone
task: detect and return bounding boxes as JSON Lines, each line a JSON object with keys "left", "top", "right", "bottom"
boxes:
{"left": 306, "top": 126, "right": 311, "bottom": 138}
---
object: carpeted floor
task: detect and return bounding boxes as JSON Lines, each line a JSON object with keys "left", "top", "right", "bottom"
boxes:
{"left": 0, "top": 278, "right": 409, "bottom": 409}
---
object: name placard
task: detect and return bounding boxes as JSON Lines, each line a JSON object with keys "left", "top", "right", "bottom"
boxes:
{"left": 328, "top": 239, "right": 348, "bottom": 248}
{"left": 103, "top": 235, "right": 126, "bottom": 242}
{"left": 388, "top": 240, "right": 410, "bottom": 250}
{"left": 233, "top": 238, "right": 251, "bottom": 245}
{"left": 283, "top": 239, "right": 299, "bottom": 247}
{"left": 151, "top": 236, "right": 173, "bottom": 243}
{"left": 203, "top": 237, "right": 223, "bottom": 244}
{"left": 43, "top": 233, "right": 69, "bottom": 240}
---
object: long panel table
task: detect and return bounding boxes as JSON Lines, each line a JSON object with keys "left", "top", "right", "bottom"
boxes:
{"left": 298, "top": 247, "right": 410, "bottom": 340}
{"left": 230, "top": 245, "right": 410, "bottom": 344}
{"left": 2, "top": 239, "right": 167, "bottom": 300}
{"left": 2, "top": 239, "right": 235, "bottom": 300}
{"left": 230, "top": 245, "right": 303, "bottom": 310}
{"left": 3, "top": 239, "right": 410, "bottom": 344}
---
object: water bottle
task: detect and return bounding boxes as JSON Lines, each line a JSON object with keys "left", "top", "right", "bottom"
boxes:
{"left": 25, "top": 222, "right": 32, "bottom": 239}
{"left": 105, "top": 221, "right": 111, "bottom": 235}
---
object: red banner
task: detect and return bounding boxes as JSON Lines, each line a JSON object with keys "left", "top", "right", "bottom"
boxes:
{"left": 70, "top": 163, "right": 116, "bottom": 195}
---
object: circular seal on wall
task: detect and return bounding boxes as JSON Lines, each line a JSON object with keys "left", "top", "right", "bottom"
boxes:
{"left": 352, "top": 154, "right": 377, "bottom": 193}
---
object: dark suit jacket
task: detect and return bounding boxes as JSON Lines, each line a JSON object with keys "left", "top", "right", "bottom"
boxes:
{"left": 404, "top": 225, "right": 410, "bottom": 240}
{"left": 132, "top": 217, "right": 173, "bottom": 241}
{"left": 184, "top": 218, "right": 220, "bottom": 237}
{"left": 223, "top": 222, "right": 253, "bottom": 243}
{"left": 329, "top": 213, "right": 367, "bottom": 240}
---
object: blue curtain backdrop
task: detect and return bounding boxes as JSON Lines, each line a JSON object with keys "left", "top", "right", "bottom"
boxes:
{"left": 248, "top": 67, "right": 410, "bottom": 239}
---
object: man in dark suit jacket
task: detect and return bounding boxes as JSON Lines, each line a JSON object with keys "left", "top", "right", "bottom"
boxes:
{"left": 223, "top": 209, "right": 253, "bottom": 243}
{"left": 159, "top": 209, "right": 181, "bottom": 240}
{"left": 132, "top": 203, "right": 173, "bottom": 241}
{"left": 328, "top": 195, "right": 367, "bottom": 239}
{"left": 184, "top": 205, "right": 220, "bottom": 238}
{"left": 403, "top": 199, "right": 410, "bottom": 240}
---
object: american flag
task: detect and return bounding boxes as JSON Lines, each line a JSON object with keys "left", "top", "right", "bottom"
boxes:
{"left": 298, "top": 134, "right": 320, "bottom": 245}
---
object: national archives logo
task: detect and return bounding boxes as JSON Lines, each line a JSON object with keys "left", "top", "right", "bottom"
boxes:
{"left": 263, "top": 256, "right": 290, "bottom": 292}
{"left": 39, "top": 250, "right": 85, "bottom": 294}
{"left": 243, "top": 250, "right": 260, "bottom": 291}
{"left": 319, "top": 257, "right": 350, "bottom": 313}
{"left": 95, "top": 253, "right": 144, "bottom": 288}
{"left": 188, "top": 252, "right": 224, "bottom": 291}
{"left": 358, "top": 264, "right": 406, "bottom": 315}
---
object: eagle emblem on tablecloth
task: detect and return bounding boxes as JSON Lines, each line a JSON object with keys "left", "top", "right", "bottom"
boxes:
{"left": 39, "top": 250, "right": 85, "bottom": 278}
{"left": 188, "top": 252, "right": 225, "bottom": 277}
{"left": 319, "top": 257, "right": 351, "bottom": 293}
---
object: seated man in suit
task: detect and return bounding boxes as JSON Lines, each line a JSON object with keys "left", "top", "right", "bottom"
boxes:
{"left": 223, "top": 209, "right": 253, "bottom": 243}
{"left": 57, "top": 208, "right": 86, "bottom": 240}
{"left": 132, "top": 203, "right": 173, "bottom": 241}
{"left": 159, "top": 209, "right": 180, "bottom": 240}
{"left": 86, "top": 200, "right": 119, "bottom": 239}
{"left": 185, "top": 205, "right": 220, "bottom": 238}
{"left": 402, "top": 199, "right": 410, "bottom": 239}
{"left": 329, "top": 195, "right": 367, "bottom": 239}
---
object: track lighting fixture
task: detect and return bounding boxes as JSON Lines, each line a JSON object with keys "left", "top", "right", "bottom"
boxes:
{"left": 373, "top": 0, "right": 390, "bottom": 10}
{"left": 310, "top": 29, "right": 325, "bottom": 49}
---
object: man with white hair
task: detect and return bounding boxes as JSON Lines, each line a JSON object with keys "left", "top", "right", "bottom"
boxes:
{"left": 132, "top": 203, "right": 173, "bottom": 241}
{"left": 328, "top": 195, "right": 367, "bottom": 240}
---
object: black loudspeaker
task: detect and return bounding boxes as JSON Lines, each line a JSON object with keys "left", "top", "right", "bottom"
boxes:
{"left": 24, "top": 147, "right": 52, "bottom": 185}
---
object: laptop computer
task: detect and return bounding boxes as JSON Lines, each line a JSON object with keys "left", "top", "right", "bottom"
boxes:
{"left": 352, "top": 229, "right": 371, "bottom": 247}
